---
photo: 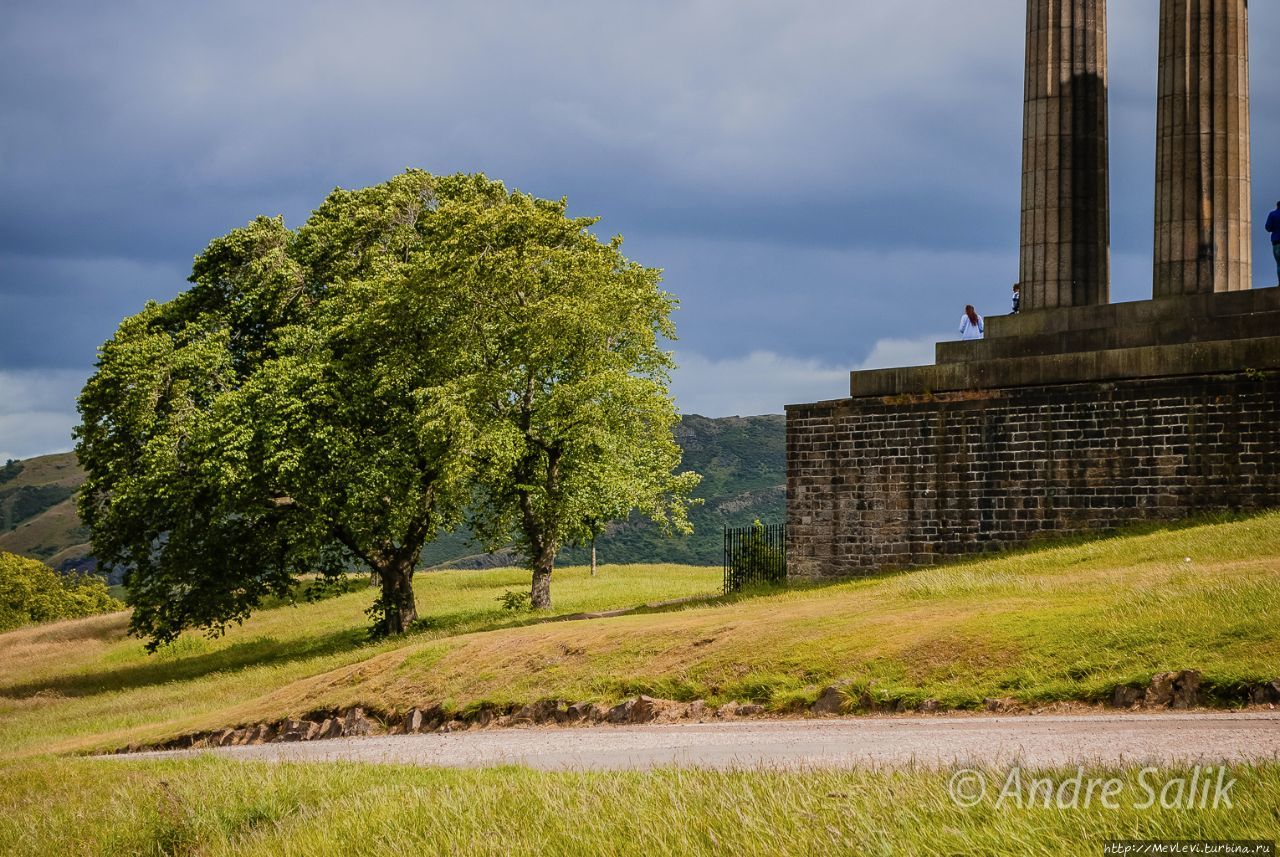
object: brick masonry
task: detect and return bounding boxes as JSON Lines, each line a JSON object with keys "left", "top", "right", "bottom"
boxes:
{"left": 785, "top": 371, "right": 1280, "bottom": 579}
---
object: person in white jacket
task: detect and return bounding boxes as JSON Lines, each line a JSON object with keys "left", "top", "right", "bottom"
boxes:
{"left": 959, "top": 305, "right": 985, "bottom": 340}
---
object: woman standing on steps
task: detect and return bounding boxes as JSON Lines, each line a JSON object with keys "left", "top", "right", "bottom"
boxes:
{"left": 959, "top": 305, "right": 985, "bottom": 341}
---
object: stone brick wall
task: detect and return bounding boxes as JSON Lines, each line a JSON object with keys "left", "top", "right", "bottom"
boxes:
{"left": 785, "top": 372, "right": 1280, "bottom": 579}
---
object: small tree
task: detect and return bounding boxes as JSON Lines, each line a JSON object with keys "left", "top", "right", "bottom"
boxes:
{"left": 77, "top": 172, "right": 476, "bottom": 646}
{"left": 431, "top": 176, "right": 700, "bottom": 608}
{"left": 0, "top": 552, "right": 123, "bottom": 631}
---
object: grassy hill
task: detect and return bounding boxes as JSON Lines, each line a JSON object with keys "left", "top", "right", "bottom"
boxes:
{"left": 2, "top": 513, "right": 1278, "bottom": 759}
{"left": 3, "top": 414, "right": 786, "bottom": 575}
{"left": 0, "top": 453, "right": 92, "bottom": 572}
{"left": 3, "top": 514, "right": 1280, "bottom": 854}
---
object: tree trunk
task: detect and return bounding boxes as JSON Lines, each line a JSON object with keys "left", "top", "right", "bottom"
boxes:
{"left": 530, "top": 551, "right": 554, "bottom": 609}
{"left": 376, "top": 557, "right": 418, "bottom": 636}
{"left": 590, "top": 537, "right": 597, "bottom": 577}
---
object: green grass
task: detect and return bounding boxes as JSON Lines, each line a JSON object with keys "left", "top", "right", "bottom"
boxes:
{"left": 0, "top": 564, "right": 719, "bottom": 757}
{"left": 244, "top": 512, "right": 1280, "bottom": 722}
{"left": 2, "top": 756, "right": 1278, "bottom": 856}
{"left": 2, "top": 513, "right": 1279, "bottom": 759}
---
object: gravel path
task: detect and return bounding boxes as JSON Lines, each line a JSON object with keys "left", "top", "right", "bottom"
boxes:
{"left": 132, "top": 713, "right": 1280, "bottom": 771}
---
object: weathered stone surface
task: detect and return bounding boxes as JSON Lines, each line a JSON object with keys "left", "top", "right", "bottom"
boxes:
{"left": 686, "top": 701, "right": 709, "bottom": 720}
{"left": 1145, "top": 671, "right": 1202, "bottom": 709}
{"left": 605, "top": 700, "right": 635, "bottom": 724}
{"left": 1249, "top": 681, "right": 1280, "bottom": 705}
{"left": 1111, "top": 685, "right": 1144, "bottom": 710}
{"left": 248, "top": 724, "right": 276, "bottom": 744}
{"left": 811, "top": 686, "right": 847, "bottom": 716}
{"left": 630, "top": 695, "right": 678, "bottom": 723}
{"left": 317, "top": 718, "right": 342, "bottom": 740}
{"left": 439, "top": 719, "right": 466, "bottom": 733}
{"left": 280, "top": 719, "right": 321, "bottom": 742}
{"left": 565, "top": 702, "right": 595, "bottom": 723}
{"left": 515, "top": 700, "right": 566, "bottom": 724}
{"left": 404, "top": 709, "right": 427, "bottom": 733}
{"left": 1154, "top": 0, "right": 1251, "bottom": 296}
{"left": 918, "top": 699, "right": 940, "bottom": 714}
{"left": 468, "top": 707, "right": 501, "bottom": 728}
{"left": 1020, "top": 0, "right": 1110, "bottom": 310}
{"left": 788, "top": 372, "right": 1280, "bottom": 580}
{"left": 341, "top": 708, "right": 374, "bottom": 737}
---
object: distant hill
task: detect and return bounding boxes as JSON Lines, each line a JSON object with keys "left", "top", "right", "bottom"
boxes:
{"left": 0, "top": 452, "right": 94, "bottom": 573}
{"left": 1, "top": 414, "right": 786, "bottom": 574}
{"left": 421, "top": 413, "right": 786, "bottom": 568}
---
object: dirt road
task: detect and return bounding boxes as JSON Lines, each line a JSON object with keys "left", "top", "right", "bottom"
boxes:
{"left": 133, "top": 713, "right": 1280, "bottom": 770}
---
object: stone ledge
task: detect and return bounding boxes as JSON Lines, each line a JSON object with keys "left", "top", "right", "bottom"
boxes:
{"left": 986, "top": 287, "right": 1280, "bottom": 340}
{"left": 937, "top": 309, "right": 1280, "bottom": 365}
{"left": 850, "top": 335, "right": 1280, "bottom": 398}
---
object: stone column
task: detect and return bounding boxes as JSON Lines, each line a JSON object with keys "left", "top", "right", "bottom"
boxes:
{"left": 1020, "top": 0, "right": 1111, "bottom": 311}
{"left": 1154, "top": 0, "right": 1252, "bottom": 297}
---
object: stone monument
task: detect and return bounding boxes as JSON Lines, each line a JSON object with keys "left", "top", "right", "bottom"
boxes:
{"left": 785, "top": 1, "right": 1280, "bottom": 580}
{"left": 1154, "top": 0, "right": 1252, "bottom": 296}
{"left": 1021, "top": 0, "right": 1110, "bottom": 309}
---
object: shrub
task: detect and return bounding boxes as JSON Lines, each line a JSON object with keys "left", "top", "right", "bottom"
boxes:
{"left": 0, "top": 551, "right": 125, "bottom": 631}
{"left": 497, "top": 589, "right": 533, "bottom": 612}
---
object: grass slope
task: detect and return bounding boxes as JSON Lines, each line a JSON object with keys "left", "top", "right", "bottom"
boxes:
{"left": 0, "top": 565, "right": 720, "bottom": 757}
{"left": 2, "top": 514, "right": 1278, "bottom": 759}
{"left": 3, "top": 757, "right": 1279, "bottom": 856}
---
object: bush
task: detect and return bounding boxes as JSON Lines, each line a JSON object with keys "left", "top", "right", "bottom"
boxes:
{"left": 726, "top": 520, "right": 787, "bottom": 592}
{"left": 0, "top": 551, "right": 125, "bottom": 631}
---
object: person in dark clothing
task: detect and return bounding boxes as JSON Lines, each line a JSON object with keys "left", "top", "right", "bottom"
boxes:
{"left": 1267, "top": 202, "right": 1280, "bottom": 285}
{"left": 1011, "top": 283, "right": 1022, "bottom": 314}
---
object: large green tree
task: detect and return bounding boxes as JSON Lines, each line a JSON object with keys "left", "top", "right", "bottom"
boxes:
{"left": 77, "top": 172, "right": 475, "bottom": 645}
{"left": 77, "top": 170, "right": 697, "bottom": 646}
{"left": 422, "top": 176, "right": 700, "bottom": 609}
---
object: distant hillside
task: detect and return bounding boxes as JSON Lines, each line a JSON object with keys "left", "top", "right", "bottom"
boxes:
{"left": 0, "top": 452, "right": 94, "bottom": 573}
{"left": 421, "top": 413, "right": 786, "bottom": 568}
{"left": 1, "top": 414, "right": 786, "bottom": 574}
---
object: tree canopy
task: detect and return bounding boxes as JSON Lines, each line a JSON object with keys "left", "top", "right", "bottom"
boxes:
{"left": 77, "top": 171, "right": 698, "bottom": 646}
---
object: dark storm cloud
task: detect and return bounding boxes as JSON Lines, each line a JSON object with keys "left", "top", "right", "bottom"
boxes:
{"left": 1, "top": 1, "right": 1279, "bottom": 452}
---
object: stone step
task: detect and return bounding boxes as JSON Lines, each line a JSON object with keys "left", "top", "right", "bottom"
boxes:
{"left": 986, "top": 287, "right": 1280, "bottom": 340}
{"left": 937, "top": 308, "right": 1280, "bottom": 364}
{"left": 848, "top": 335, "right": 1280, "bottom": 398}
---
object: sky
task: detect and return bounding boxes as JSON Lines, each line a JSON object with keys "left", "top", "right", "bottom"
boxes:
{"left": 2, "top": 1, "right": 1279, "bottom": 461}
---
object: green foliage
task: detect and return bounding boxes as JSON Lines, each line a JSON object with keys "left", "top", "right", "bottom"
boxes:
{"left": 726, "top": 520, "right": 786, "bottom": 591}
{"left": 75, "top": 169, "right": 698, "bottom": 646}
{"left": 0, "top": 460, "right": 21, "bottom": 485}
{"left": 496, "top": 589, "right": 533, "bottom": 612}
{"left": 0, "top": 551, "right": 123, "bottom": 631}
{"left": 425, "top": 175, "right": 699, "bottom": 606}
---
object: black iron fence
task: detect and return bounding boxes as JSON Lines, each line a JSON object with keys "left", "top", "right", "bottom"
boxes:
{"left": 723, "top": 522, "right": 787, "bottom": 593}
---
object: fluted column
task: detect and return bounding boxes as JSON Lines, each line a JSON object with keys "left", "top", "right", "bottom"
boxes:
{"left": 1020, "top": 0, "right": 1111, "bottom": 311}
{"left": 1154, "top": 0, "right": 1252, "bottom": 296}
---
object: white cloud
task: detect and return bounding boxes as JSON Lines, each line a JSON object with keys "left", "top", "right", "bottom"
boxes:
{"left": 671, "top": 351, "right": 848, "bottom": 417}
{"left": 854, "top": 336, "right": 942, "bottom": 371}
{"left": 0, "top": 369, "right": 86, "bottom": 461}
{"left": 672, "top": 337, "right": 944, "bottom": 418}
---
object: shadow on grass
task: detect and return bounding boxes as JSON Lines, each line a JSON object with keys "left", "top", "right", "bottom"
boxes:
{"left": 0, "top": 625, "right": 369, "bottom": 701}
{"left": 776, "top": 509, "right": 1278, "bottom": 590}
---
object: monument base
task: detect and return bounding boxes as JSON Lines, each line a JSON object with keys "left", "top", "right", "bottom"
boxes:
{"left": 785, "top": 291, "right": 1280, "bottom": 580}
